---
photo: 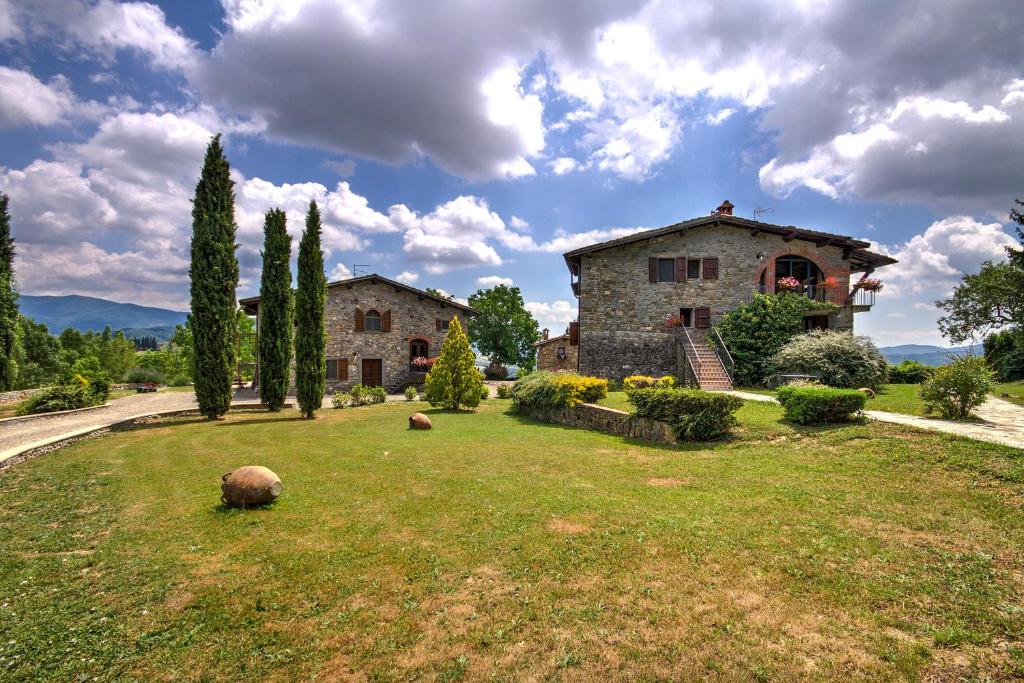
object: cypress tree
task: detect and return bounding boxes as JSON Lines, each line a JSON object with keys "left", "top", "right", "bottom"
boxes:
{"left": 294, "top": 200, "right": 326, "bottom": 419}
{"left": 257, "top": 208, "right": 292, "bottom": 411}
{"left": 189, "top": 135, "right": 239, "bottom": 419}
{"left": 0, "top": 193, "right": 21, "bottom": 391}
{"left": 424, "top": 316, "right": 483, "bottom": 410}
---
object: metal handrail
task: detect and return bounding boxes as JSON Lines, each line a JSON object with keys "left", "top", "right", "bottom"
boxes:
{"left": 678, "top": 325, "right": 703, "bottom": 388}
{"left": 711, "top": 327, "right": 735, "bottom": 384}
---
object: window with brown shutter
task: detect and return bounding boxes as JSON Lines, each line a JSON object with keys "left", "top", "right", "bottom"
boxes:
{"left": 339, "top": 358, "right": 348, "bottom": 380}
{"left": 326, "top": 358, "right": 349, "bottom": 381}
{"left": 702, "top": 257, "right": 719, "bottom": 280}
{"left": 648, "top": 257, "right": 657, "bottom": 283}
{"left": 675, "top": 257, "right": 686, "bottom": 282}
{"left": 355, "top": 308, "right": 364, "bottom": 332}
{"left": 435, "top": 318, "right": 442, "bottom": 331}
{"left": 382, "top": 310, "right": 391, "bottom": 332}
{"left": 695, "top": 307, "right": 711, "bottom": 329}
{"left": 569, "top": 321, "right": 579, "bottom": 346}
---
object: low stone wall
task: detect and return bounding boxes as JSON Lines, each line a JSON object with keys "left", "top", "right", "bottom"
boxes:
{"left": 0, "top": 388, "right": 44, "bottom": 404}
{"left": 517, "top": 402, "right": 676, "bottom": 445}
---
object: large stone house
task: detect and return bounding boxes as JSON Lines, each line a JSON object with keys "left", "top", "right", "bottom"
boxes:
{"left": 240, "top": 274, "right": 477, "bottom": 393}
{"left": 562, "top": 201, "right": 897, "bottom": 389}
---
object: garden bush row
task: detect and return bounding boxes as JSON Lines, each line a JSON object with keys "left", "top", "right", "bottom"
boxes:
{"left": 18, "top": 375, "right": 110, "bottom": 415}
{"left": 509, "top": 371, "right": 607, "bottom": 409}
{"left": 627, "top": 387, "right": 742, "bottom": 441}
{"left": 622, "top": 374, "right": 675, "bottom": 391}
{"left": 775, "top": 385, "right": 866, "bottom": 425}
{"left": 331, "top": 384, "right": 387, "bottom": 408}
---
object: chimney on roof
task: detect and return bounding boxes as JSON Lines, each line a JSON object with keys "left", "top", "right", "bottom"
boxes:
{"left": 714, "top": 200, "right": 734, "bottom": 216}
{"left": 542, "top": 328, "right": 549, "bottom": 341}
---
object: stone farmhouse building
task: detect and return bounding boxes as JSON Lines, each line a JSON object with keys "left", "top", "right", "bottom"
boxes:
{"left": 240, "top": 274, "right": 477, "bottom": 393}
{"left": 562, "top": 201, "right": 897, "bottom": 389}
{"left": 533, "top": 327, "right": 579, "bottom": 372}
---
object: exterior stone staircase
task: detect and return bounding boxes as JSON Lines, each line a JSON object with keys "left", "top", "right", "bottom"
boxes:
{"left": 677, "top": 331, "right": 734, "bottom": 391}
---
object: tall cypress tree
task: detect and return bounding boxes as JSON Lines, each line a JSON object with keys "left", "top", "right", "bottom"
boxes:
{"left": 294, "top": 200, "right": 326, "bottom": 419}
{"left": 0, "top": 193, "right": 20, "bottom": 390}
{"left": 257, "top": 208, "right": 292, "bottom": 411}
{"left": 189, "top": 135, "right": 239, "bottom": 419}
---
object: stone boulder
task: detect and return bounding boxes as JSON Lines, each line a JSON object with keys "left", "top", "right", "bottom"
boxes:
{"left": 409, "top": 412, "right": 432, "bottom": 430}
{"left": 856, "top": 387, "right": 876, "bottom": 399}
{"left": 221, "top": 466, "right": 282, "bottom": 507}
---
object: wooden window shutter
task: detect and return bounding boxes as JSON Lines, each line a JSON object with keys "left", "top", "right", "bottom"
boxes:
{"left": 382, "top": 310, "right": 392, "bottom": 332}
{"left": 702, "top": 257, "right": 719, "bottom": 280}
{"left": 695, "top": 307, "right": 711, "bottom": 329}
{"left": 339, "top": 359, "right": 349, "bottom": 381}
{"left": 435, "top": 318, "right": 442, "bottom": 331}
{"left": 355, "top": 308, "right": 364, "bottom": 332}
{"left": 675, "top": 257, "right": 686, "bottom": 282}
{"left": 648, "top": 257, "right": 657, "bottom": 283}
{"left": 569, "top": 321, "right": 579, "bottom": 346}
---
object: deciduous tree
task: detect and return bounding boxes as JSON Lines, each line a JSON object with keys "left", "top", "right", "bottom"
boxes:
{"left": 467, "top": 285, "right": 540, "bottom": 371}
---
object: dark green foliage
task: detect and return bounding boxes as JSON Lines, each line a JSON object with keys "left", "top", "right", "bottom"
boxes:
{"left": 983, "top": 329, "right": 1024, "bottom": 382}
{"left": 496, "top": 383, "right": 513, "bottom": 399}
{"left": 0, "top": 193, "right": 20, "bottom": 390}
{"left": 124, "top": 367, "right": 165, "bottom": 384}
{"left": 776, "top": 386, "right": 867, "bottom": 425}
{"left": 467, "top": 285, "right": 541, "bottom": 371}
{"left": 772, "top": 329, "right": 888, "bottom": 388}
{"left": 484, "top": 361, "right": 508, "bottom": 380}
{"left": 920, "top": 356, "right": 994, "bottom": 419}
{"left": 509, "top": 371, "right": 607, "bottom": 409}
{"left": 294, "top": 201, "right": 326, "bottom": 418}
{"left": 627, "top": 387, "right": 743, "bottom": 440}
{"left": 714, "top": 292, "right": 838, "bottom": 386}
{"left": 887, "top": 360, "right": 936, "bottom": 384}
{"left": 16, "top": 316, "right": 61, "bottom": 388}
{"left": 189, "top": 135, "right": 239, "bottom": 419}
{"left": 257, "top": 208, "right": 292, "bottom": 411}
{"left": 18, "top": 377, "right": 109, "bottom": 415}
{"left": 332, "top": 384, "right": 387, "bottom": 408}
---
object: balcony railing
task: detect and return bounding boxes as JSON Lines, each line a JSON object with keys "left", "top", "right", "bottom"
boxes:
{"left": 851, "top": 288, "right": 876, "bottom": 307}
{"left": 757, "top": 284, "right": 845, "bottom": 305}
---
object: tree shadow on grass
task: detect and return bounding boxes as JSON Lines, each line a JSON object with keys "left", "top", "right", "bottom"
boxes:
{"left": 115, "top": 417, "right": 210, "bottom": 432}
{"left": 211, "top": 499, "right": 281, "bottom": 514}
{"left": 214, "top": 416, "right": 307, "bottom": 427}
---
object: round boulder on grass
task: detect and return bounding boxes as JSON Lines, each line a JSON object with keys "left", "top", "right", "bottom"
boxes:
{"left": 409, "top": 413, "right": 432, "bottom": 430}
{"left": 221, "top": 466, "right": 282, "bottom": 507}
{"left": 856, "top": 387, "right": 876, "bottom": 399}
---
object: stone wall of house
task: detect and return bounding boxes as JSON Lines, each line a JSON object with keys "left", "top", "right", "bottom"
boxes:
{"left": 269, "top": 280, "right": 466, "bottom": 393}
{"left": 535, "top": 335, "right": 579, "bottom": 372}
{"left": 518, "top": 402, "right": 676, "bottom": 445}
{"left": 578, "top": 224, "right": 856, "bottom": 380}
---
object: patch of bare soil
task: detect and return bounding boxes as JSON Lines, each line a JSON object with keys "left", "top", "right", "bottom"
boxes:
{"left": 548, "top": 517, "right": 592, "bottom": 534}
{"left": 646, "top": 477, "right": 690, "bottom": 487}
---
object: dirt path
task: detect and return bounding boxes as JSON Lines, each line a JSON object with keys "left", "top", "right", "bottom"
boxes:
{"left": 726, "top": 390, "right": 1024, "bottom": 449}
{"left": 0, "top": 390, "right": 199, "bottom": 456}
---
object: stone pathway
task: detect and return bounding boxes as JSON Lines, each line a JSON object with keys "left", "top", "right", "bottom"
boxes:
{"left": 0, "top": 390, "right": 201, "bottom": 461}
{"left": 726, "top": 390, "right": 1024, "bottom": 449}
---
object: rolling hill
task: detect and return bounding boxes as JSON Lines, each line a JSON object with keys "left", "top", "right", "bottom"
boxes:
{"left": 879, "top": 343, "right": 982, "bottom": 366}
{"left": 18, "top": 294, "right": 187, "bottom": 341}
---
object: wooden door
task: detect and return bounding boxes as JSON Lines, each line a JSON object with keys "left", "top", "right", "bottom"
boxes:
{"left": 361, "top": 359, "right": 383, "bottom": 387}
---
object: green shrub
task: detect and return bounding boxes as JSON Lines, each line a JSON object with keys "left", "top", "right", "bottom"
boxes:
{"left": 627, "top": 387, "right": 743, "bottom": 440}
{"left": 124, "top": 367, "right": 165, "bottom": 384}
{"left": 623, "top": 375, "right": 675, "bottom": 392}
{"left": 983, "top": 328, "right": 1024, "bottom": 382}
{"left": 424, "top": 317, "right": 483, "bottom": 410}
{"left": 404, "top": 385, "right": 418, "bottom": 401}
{"left": 887, "top": 360, "right": 935, "bottom": 384}
{"left": 919, "top": 356, "right": 994, "bottom": 419}
{"left": 715, "top": 291, "right": 839, "bottom": 386}
{"left": 776, "top": 386, "right": 867, "bottom": 425}
{"left": 331, "top": 390, "right": 350, "bottom": 409}
{"left": 331, "top": 384, "right": 386, "bottom": 408}
{"left": 18, "top": 380, "right": 108, "bottom": 415}
{"left": 169, "top": 375, "right": 191, "bottom": 387}
{"left": 773, "top": 330, "right": 887, "bottom": 388}
{"left": 483, "top": 362, "right": 508, "bottom": 380}
{"left": 479, "top": 384, "right": 489, "bottom": 400}
{"left": 496, "top": 383, "right": 512, "bottom": 399}
{"left": 510, "top": 371, "right": 608, "bottom": 409}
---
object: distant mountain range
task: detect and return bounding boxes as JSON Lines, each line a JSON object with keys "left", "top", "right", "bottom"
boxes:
{"left": 19, "top": 294, "right": 187, "bottom": 342}
{"left": 879, "top": 344, "right": 982, "bottom": 366}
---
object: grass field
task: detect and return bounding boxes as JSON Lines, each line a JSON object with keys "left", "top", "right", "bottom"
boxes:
{"left": 2, "top": 399, "right": 1024, "bottom": 680}
{"left": 995, "top": 380, "right": 1024, "bottom": 407}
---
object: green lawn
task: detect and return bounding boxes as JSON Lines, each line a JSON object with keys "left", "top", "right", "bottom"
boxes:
{"left": 994, "top": 380, "right": 1024, "bottom": 407}
{"left": 731, "top": 384, "right": 932, "bottom": 417}
{"left": 2, "top": 400, "right": 1024, "bottom": 680}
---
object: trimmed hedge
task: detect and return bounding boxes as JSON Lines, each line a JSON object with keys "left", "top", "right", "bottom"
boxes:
{"left": 623, "top": 375, "right": 675, "bottom": 391}
{"left": 887, "top": 360, "right": 935, "bottom": 384}
{"left": 124, "top": 367, "right": 165, "bottom": 384}
{"left": 627, "top": 387, "right": 743, "bottom": 441}
{"left": 17, "top": 377, "right": 110, "bottom": 415}
{"left": 510, "top": 371, "right": 608, "bottom": 409}
{"left": 331, "top": 384, "right": 387, "bottom": 408}
{"left": 776, "top": 385, "right": 866, "bottom": 425}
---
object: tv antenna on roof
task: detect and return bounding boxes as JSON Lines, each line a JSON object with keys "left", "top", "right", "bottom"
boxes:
{"left": 352, "top": 264, "right": 371, "bottom": 277}
{"left": 753, "top": 206, "right": 775, "bottom": 219}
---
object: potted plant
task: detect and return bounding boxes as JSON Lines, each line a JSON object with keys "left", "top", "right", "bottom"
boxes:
{"left": 859, "top": 278, "right": 883, "bottom": 292}
{"left": 776, "top": 276, "right": 801, "bottom": 292}
{"left": 663, "top": 314, "right": 685, "bottom": 329}
{"left": 821, "top": 275, "right": 839, "bottom": 289}
{"left": 411, "top": 356, "right": 437, "bottom": 370}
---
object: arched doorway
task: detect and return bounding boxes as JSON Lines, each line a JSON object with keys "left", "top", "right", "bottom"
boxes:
{"left": 409, "top": 338, "right": 429, "bottom": 371}
{"left": 774, "top": 255, "right": 824, "bottom": 298}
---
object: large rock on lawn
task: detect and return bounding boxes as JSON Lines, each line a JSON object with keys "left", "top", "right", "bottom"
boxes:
{"left": 221, "top": 466, "right": 282, "bottom": 507}
{"left": 409, "top": 413, "right": 432, "bottom": 430}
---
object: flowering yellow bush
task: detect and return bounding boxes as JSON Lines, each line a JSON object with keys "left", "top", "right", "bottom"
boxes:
{"left": 510, "top": 371, "right": 608, "bottom": 408}
{"left": 624, "top": 375, "right": 676, "bottom": 392}
{"left": 553, "top": 373, "right": 608, "bottom": 406}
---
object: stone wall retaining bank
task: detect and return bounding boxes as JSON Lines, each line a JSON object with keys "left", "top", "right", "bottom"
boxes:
{"left": 0, "top": 402, "right": 292, "bottom": 471}
{"left": 518, "top": 402, "right": 676, "bottom": 445}
{"left": 0, "top": 387, "right": 45, "bottom": 404}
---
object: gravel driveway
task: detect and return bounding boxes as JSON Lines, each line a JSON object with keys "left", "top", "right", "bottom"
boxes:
{"left": 0, "top": 390, "right": 199, "bottom": 456}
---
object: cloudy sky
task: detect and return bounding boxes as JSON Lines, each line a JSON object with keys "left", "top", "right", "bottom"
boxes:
{"left": 1, "top": 0, "right": 1022, "bottom": 346}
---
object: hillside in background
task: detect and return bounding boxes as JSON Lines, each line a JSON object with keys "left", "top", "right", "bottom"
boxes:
{"left": 18, "top": 294, "right": 187, "bottom": 342}
{"left": 879, "top": 344, "right": 982, "bottom": 366}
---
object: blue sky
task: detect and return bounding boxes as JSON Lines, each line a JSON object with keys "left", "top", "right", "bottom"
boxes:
{"left": 1, "top": 0, "right": 1022, "bottom": 346}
